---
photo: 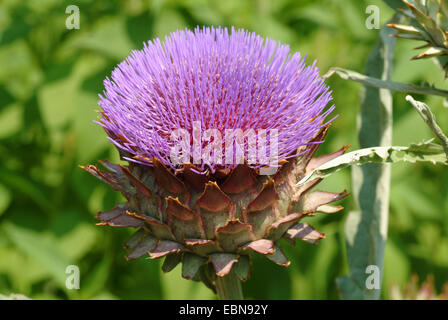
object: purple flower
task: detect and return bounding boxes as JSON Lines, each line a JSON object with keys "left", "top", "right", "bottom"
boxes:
{"left": 97, "top": 26, "right": 335, "bottom": 171}
{"left": 84, "top": 27, "right": 348, "bottom": 290}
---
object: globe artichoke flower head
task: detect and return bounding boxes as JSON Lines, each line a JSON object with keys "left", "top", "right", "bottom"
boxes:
{"left": 82, "top": 26, "right": 349, "bottom": 289}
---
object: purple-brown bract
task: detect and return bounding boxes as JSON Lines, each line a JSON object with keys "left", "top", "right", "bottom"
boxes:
{"left": 97, "top": 26, "right": 335, "bottom": 171}
{"left": 82, "top": 26, "right": 349, "bottom": 292}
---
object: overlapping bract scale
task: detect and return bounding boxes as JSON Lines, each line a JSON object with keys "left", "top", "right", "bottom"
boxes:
{"left": 82, "top": 126, "right": 349, "bottom": 291}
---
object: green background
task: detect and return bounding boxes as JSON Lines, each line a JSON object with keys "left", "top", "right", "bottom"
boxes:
{"left": 0, "top": 0, "right": 447, "bottom": 299}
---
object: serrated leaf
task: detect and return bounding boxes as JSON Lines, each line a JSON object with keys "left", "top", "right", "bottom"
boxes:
{"left": 298, "top": 140, "right": 447, "bottom": 186}
{"left": 333, "top": 15, "right": 432, "bottom": 300}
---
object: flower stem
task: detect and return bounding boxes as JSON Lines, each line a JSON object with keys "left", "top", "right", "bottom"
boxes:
{"left": 215, "top": 271, "right": 243, "bottom": 300}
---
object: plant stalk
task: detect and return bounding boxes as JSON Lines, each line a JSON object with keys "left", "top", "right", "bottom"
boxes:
{"left": 215, "top": 270, "right": 243, "bottom": 300}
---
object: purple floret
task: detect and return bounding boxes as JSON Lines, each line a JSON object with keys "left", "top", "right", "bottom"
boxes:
{"left": 98, "top": 26, "right": 335, "bottom": 171}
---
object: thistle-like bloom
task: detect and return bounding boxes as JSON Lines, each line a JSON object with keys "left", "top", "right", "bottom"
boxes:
{"left": 98, "top": 27, "right": 335, "bottom": 171}
{"left": 82, "top": 26, "right": 348, "bottom": 295}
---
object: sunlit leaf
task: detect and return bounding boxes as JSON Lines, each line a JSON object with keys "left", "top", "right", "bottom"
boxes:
{"left": 67, "top": 17, "right": 134, "bottom": 60}
{"left": 38, "top": 76, "right": 77, "bottom": 130}
{"left": 153, "top": 9, "right": 187, "bottom": 39}
{"left": 58, "top": 223, "right": 98, "bottom": 261}
{"left": 0, "top": 103, "right": 22, "bottom": 138}
{"left": 3, "top": 223, "right": 72, "bottom": 289}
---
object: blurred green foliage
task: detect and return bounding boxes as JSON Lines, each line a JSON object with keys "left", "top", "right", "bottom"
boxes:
{"left": 0, "top": 0, "right": 447, "bottom": 299}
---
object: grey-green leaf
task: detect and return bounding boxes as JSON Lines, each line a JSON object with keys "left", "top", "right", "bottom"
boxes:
{"left": 406, "top": 95, "right": 448, "bottom": 156}
{"left": 324, "top": 67, "right": 448, "bottom": 98}
{"left": 336, "top": 17, "right": 397, "bottom": 300}
{"left": 298, "top": 140, "right": 448, "bottom": 186}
